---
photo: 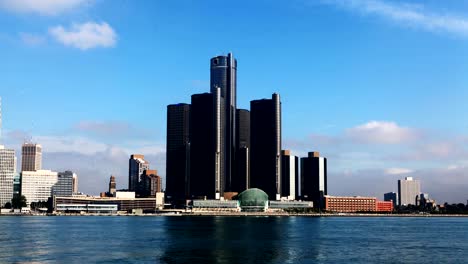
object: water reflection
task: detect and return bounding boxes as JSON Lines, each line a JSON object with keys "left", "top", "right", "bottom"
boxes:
{"left": 159, "top": 216, "right": 322, "bottom": 264}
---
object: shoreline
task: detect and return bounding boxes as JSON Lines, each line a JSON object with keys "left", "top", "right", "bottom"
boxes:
{"left": 2, "top": 212, "right": 468, "bottom": 217}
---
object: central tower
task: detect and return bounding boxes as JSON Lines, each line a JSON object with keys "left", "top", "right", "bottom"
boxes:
{"left": 210, "top": 53, "right": 237, "bottom": 192}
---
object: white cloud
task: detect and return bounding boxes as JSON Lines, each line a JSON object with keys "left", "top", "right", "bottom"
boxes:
{"left": 0, "top": 0, "right": 91, "bottom": 16}
{"left": 322, "top": 0, "right": 468, "bottom": 38}
{"left": 35, "top": 135, "right": 108, "bottom": 155}
{"left": 19, "top": 32, "right": 45, "bottom": 45}
{"left": 346, "top": 121, "right": 417, "bottom": 144}
{"left": 49, "top": 22, "right": 117, "bottom": 50}
{"left": 384, "top": 167, "right": 413, "bottom": 175}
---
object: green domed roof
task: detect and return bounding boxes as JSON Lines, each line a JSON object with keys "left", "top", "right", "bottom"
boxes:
{"left": 238, "top": 188, "right": 269, "bottom": 207}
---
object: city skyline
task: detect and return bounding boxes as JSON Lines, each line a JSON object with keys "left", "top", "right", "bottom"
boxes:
{"left": 1, "top": 0, "right": 468, "bottom": 203}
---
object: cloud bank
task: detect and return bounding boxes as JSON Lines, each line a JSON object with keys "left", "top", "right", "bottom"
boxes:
{"left": 284, "top": 120, "right": 468, "bottom": 203}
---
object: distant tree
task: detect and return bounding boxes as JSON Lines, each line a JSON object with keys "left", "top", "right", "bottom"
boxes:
{"left": 12, "top": 195, "right": 27, "bottom": 209}
{"left": 4, "top": 202, "right": 12, "bottom": 209}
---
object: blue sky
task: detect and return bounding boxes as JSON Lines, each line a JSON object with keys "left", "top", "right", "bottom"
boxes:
{"left": 1, "top": 0, "right": 468, "bottom": 203}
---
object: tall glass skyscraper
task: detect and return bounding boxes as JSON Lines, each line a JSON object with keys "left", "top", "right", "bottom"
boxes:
{"left": 189, "top": 92, "right": 223, "bottom": 199}
{"left": 301, "top": 151, "right": 327, "bottom": 207}
{"left": 210, "top": 53, "right": 237, "bottom": 192}
{"left": 250, "top": 93, "right": 282, "bottom": 200}
{"left": 165, "top": 103, "right": 191, "bottom": 202}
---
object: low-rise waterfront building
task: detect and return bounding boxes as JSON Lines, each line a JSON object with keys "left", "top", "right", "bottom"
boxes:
{"left": 376, "top": 200, "right": 394, "bottom": 212}
{"left": 324, "top": 196, "right": 394, "bottom": 213}
{"left": 269, "top": 200, "right": 313, "bottom": 210}
{"left": 55, "top": 204, "right": 118, "bottom": 214}
{"left": 192, "top": 200, "right": 240, "bottom": 212}
{"left": 54, "top": 195, "right": 160, "bottom": 213}
{"left": 325, "top": 196, "right": 377, "bottom": 212}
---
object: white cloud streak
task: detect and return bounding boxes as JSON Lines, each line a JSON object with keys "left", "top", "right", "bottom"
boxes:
{"left": 0, "top": 0, "right": 91, "bottom": 16}
{"left": 384, "top": 167, "right": 413, "bottom": 175}
{"left": 49, "top": 22, "right": 117, "bottom": 50}
{"left": 322, "top": 0, "right": 468, "bottom": 38}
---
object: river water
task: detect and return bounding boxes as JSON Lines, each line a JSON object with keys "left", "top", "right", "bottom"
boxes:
{"left": 0, "top": 216, "right": 466, "bottom": 263}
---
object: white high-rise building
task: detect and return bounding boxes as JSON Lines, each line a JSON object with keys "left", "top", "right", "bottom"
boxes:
{"left": 398, "top": 177, "right": 421, "bottom": 206}
{"left": 0, "top": 146, "right": 16, "bottom": 207}
{"left": 21, "top": 143, "right": 42, "bottom": 172}
{"left": 281, "top": 150, "right": 297, "bottom": 200}
{"left": 72, "top": 174, "right": 78, "bottom": 194}
{"left": 21, "top": 170, "right": 58, "bottom": 206}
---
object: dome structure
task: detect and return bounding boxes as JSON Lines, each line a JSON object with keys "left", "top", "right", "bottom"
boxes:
{"left": 238, "top": 188, "right": 268, "bottom": 212}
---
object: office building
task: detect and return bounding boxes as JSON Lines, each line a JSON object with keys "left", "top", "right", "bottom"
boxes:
{"left": 53, "top": 171, "right": 76, "bottom": 197}
{"left": 165, "top": 103, "right": 190, "bottom": 202}
{"left": 384, "top": 192, "right": 398, "bottom": 207}
{"left": 140, "top": 170, "right": 162, "bottom": 197}
{"left": 398, "top": 177, "right": 421, "bottom": 206}
{"left": 210, "top": 53, "right": 237, "bottom": 192}
{"left": 324, "top": 196, "right": 392, "bottom": 213}
{"left": 21, "top": 143, "right": 42, "bottom": 172}
{"left": 233, "top": 109, "right": 250, "bottom": 192}
{"left": 250, "top": 93, "right": 282, "bottom": 200}
{"left": 189, "top": 92, "right": 224, "bottom": 199}
{"left": 376, "top": 200, "right": 394, "bottom": 212}
{"left": 301, "top": 152, "right": 327, "bottom": 207}
{"left": 54, "top": 195, "right": 161, "bottom": 213}
{"left": 21, "top": 170, "right": 58, "bottom": 206}
{"left": 72, "top": 173, "right": 78, "bottom": 193}
{"left": 281, "top": 150, "right": 298, "bottom": 200}
{"left": 128, "top": 154, "right": 149, "bottom": 192}
{"left": 109, "top": 175, "right": 116, "bottom": 196}
{"left": 0, "top": 146, "right": 16, "bottom": 207}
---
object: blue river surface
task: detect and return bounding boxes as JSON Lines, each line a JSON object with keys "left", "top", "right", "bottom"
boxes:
{"left": 0, "top": 216, "right": 467, "bottom": 263}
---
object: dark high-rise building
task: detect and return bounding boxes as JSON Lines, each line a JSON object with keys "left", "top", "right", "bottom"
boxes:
{"left": 128, "top": 154, "right": 149, "bottom": 192}
{"left": 210, "top": 53, "right": 237, "bottom": 191}
{"left": 165, "top": 103, "right": 190, "bottom": 202}
{"left": 233, "top": 109, "right": 250, "bottom": 192}
{"left": 384, "top": 192, "right": 398, "bottom": 207}
{"left": 250, "top": 93, "right": 282, "bottom": 200}
{"left": 189, "top": 91, "right": 225, "bottom": 199}
{"left": 141, "top": 169, "right": 162, "bottom": 197}
{"left": 109, "top": 175, "right": 116, "bottom": 196}
{"left": 281, "top": 150, "right": 298, "bottom": 200}
{"left": 301, "top": 152, "right": 327, "bottom": 208}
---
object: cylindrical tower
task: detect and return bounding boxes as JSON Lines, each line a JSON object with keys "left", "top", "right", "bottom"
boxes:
{"left": 210, "top": 53, "right": 237, "bottom": 192}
